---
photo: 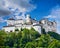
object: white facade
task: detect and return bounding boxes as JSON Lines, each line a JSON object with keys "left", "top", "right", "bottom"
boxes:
{"left": 33, "top": 25, "right": 41, "bottom": 34}
{"left": 3, "top": 14, "right": 56, "bottom": 34}
{"left": 7, "top": 20, "right": 15, "bottom": 25}
{"left": 15, "top": 19, "right": 24, "bottom": 24}
{"left": 40, "top": 19, "right": 57, "bottom": 32}
{"left": 22, "top": 25, "right": 32, "bottom": 29}
{"left": 3, "top": 26, "right": 15, "bottom": 32}
{"left": 3, "top": 24, "right": 41, "bottom": 34}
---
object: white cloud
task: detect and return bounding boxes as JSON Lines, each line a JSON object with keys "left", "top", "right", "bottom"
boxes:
{"left": 0, "top": 0, "right": 36, "bottom": 20}
{"left": 15, "top": 13, "right": 26, "bottom": 20}
{"left": 0, "top": 17, "right": 6, "bottom": 23}
{"left": 0, "top": 0, "right": 11, "bottom": 16}
{"left": 44, "top": 5, "right": 60, "bottom": 34}
{"left": 44, "top": 15, "right": 56, "bottom": 19}
{"left": 4, "top": 0, "right": 36, "bottom": 12}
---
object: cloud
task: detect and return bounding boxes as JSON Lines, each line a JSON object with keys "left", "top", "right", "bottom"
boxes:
{"left": 0, "top": 0, "right": 11, "bottom": 16}
{"left": 0, "top": 0, "right": 36, "bottom": 20}
{"left": 0, "top": 9, "right": 11, "bottom": 16}
{"left": 44, "top": 15, "right": 56, "bottom": 19}
{"left": 44, "top": 5, "right": 60, "bottom": 34}
{"left": 0, "top": 17, "right": 6, "bottom": 23}
{"left": 4, "top": 0, "right": 36, "bottom": 12}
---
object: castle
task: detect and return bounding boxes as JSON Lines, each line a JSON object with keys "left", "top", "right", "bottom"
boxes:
{"left": 2, "top": 14, "right": 57, "bottom": 34}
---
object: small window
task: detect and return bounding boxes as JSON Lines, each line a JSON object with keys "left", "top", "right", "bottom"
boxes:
{"left": 6, "top": 31, "right": 8, "bottom": 32}
{"left": 10, "top": 30, "right": 13, "bottom": 32}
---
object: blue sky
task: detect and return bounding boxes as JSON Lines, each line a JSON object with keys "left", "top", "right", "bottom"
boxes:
{"left": 29, "top": 0, "right": 60, "bottom": 20}
{"left": 0, "top": 0, "right": 60, "bottom": 34}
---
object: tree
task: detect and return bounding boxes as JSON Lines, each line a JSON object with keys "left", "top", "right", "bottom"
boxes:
{"left": 48, "top": 32, "right": 60, "bottom": 40}
{"left": 48, "top": 39, "right": 60, "bottom": 48}
{"left": 0, "top": 28, "right": 60, "bottom": 48}
{"left": 35, "top": 34, "right": 51, "bottom": 47}
{"left": 4, "top": 32, "right": 17, "bottom": 47}
{"left": 30, "top": 28, "right": 40, "bottom": 40}
{"left": 15, "top": 29, "right": 19, "bottom": 31}
{"left": 25, "top": 42, "right": 35, "bottom": 48}
{"left": 0, "top": 30, "right": 7, "bottom": 48}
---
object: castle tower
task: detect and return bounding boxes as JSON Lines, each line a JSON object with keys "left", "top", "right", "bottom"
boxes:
{"left": 26, "top": 14, "right": 32, "bottom": 24}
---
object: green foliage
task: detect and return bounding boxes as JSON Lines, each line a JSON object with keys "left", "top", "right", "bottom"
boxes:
{"left": 0, "top": 30, "right": 7, "bottom": 48}
{"left": 0, "top": 29, "right": 60, "bottom": 48}
{"left": 25, "top": 42, "right": 35, "bottom": 48}
{"left": 42, "top": 28, "right": 46, "bottom": 34}
{"left": 48, "top": 32, "right": 60, "bottom": 40}
{"left": 15, "top": 29, "right": 19, "bottom": 31}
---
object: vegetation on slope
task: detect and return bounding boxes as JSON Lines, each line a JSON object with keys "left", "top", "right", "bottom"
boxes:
{"left": 0, "top": 28, "right": 60, "bottom": 48}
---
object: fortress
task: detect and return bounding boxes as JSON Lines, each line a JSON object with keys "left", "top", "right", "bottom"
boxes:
{"left": 2, "top": 14, "right": 57, "bottom": 34}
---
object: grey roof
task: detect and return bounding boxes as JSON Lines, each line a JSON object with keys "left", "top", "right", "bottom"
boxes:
{"left": 3, "top": 25, "right": 15, "bottom": 27}
{"left": 31, "top": 19, "right": 38, "bottom": 23}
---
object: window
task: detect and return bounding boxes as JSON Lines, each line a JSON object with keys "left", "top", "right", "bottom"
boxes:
{"left": 10, "top": 30, "right": 13, "bottom": 32}
{"left": 15, "top": 29, "right": 19, "bottom": 31}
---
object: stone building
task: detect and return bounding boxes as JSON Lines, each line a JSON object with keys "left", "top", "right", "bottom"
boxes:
{"left": 39, "top": 18, "right": 57, "bottom": 32}
{"left": 2, "top": 14, "right": 57, "bottom": 34}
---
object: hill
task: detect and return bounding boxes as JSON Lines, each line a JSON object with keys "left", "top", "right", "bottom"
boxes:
{"left": 0, "top": 28, "right": 60, "bottom": 48}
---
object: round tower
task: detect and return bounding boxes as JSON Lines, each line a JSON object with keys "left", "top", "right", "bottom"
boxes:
{"left": 26, "top": 14, "right": 32, "bottom": 24}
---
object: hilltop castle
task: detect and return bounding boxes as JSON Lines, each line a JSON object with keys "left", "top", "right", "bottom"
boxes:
{"left": 2, "top": 14, "right": 57, "bottom": 34}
